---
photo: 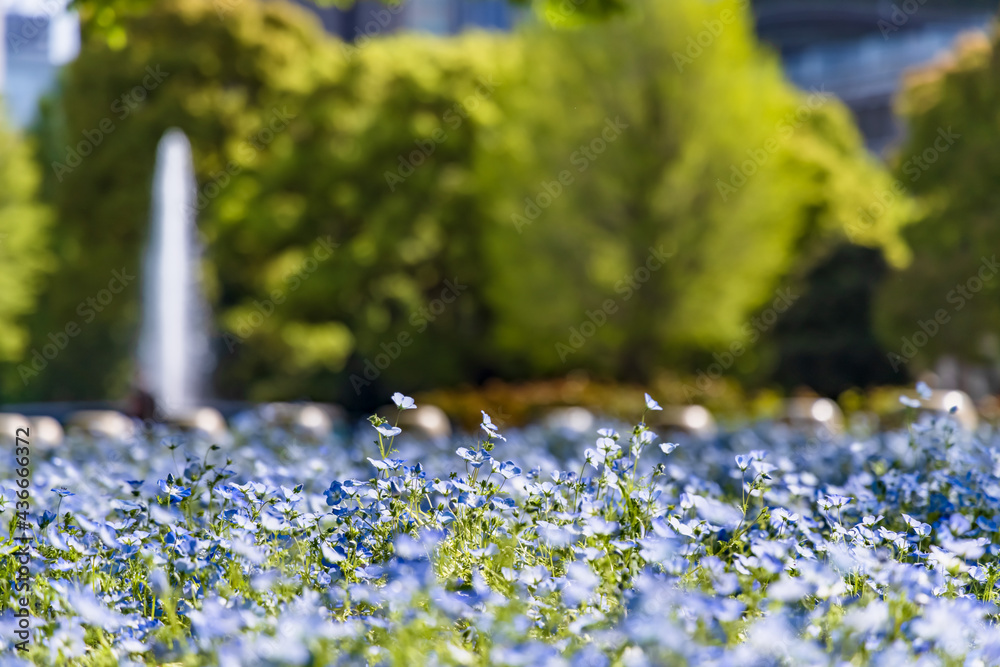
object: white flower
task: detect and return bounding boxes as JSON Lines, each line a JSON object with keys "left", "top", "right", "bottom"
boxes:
{"left": 391, "top": 392, "right": 416, "bottom": 410}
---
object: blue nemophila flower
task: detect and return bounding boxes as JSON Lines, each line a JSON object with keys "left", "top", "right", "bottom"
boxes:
{"left": 550, "top": 469, "right": 575, "bottom": 484}
{"left": 455, "top": 492, "right": 486, "bottom": 509}
{"left": 110, "top": 498, "right": 142, "bottom": 512}
{"left": 324, "top": 481, "right": 344, "bottom": 505}
{"left": 584, "top": 515, "right": 620, "bottom": 537}
{"left": 52, "top": 487, "right": 75, "bottom": 498}
{"left": 940, "top": 535, "right": 989, "bottom": 560}
{"left": 456, "top": 447, "right": 491, "bottom": 468}
{"left": 480, "top": 411, "right": 506, "bottom": 441}
{"left": 900, "top": 395, "right": 921, "bottom": 408}
{"left": 188, "top": 597, "right": 246, "bottom": 642}
{"left": 148, "top": 568, "right": 169, "bottom": 596}
{"left": 660, "top": 442, "right": 679, "bottom": 455}
{"left": 48, "top": 622, "right": 87, "bottom": 662}
{"left": 226, "top": 511, "right": 257, "bottom": 532}
{"left": 158, "top": 479, "right": 192, "bottom": 504}
{"left": 902, "top": 513, "right": 931, "bottom": 536}
{"left": 945, "top": 513, "right": 972, "bottom": 537}
{"left": 235, "top": 481, "right": 267, "bottom": 499}
{"left": 976, "top": 515, "right": 999, "bottom": 533}
{"left": 735, "top": 455, "right": 749, "bottom": 471}
{"left": 340, "top": 479, "right": 366, "bottom": 496}
{"left": 818, "top": 494, "right": 852, "bottom": 512}
{"left": 431, "top": 479, "right": 452, "bottom": 495}
{"left": 216, "top": 467, "right": 237, "bottom": 480}
{"left": 368, "top": 457, "right": 405, "bottom": 472}
{"left": 491, "top": 496, "right": 516, "bottom": 510}
{"left": 273, "top": 500, "right": 296, "bottom": 515}
{"left": 321, "top": 542, "right": 346, "bottom": 566}
{"left": 770, "top": 507, "right": 798, "bottom": 525}
{"left": 594, "top": 436, "right": 615, "bottom": 453}
{"left": 392, "top": 392, "right": 417, "bottom": 410}
{"left": 644, "top": 393, "right": 662, "bottom": 411}
{"left": 183, "top": 460, "right": 203, "bottom": 480}
{"left": 916, "top": 381, "right": 933, "bottom": 399}
{"left": 61, "top": 583, "right": 126, "bottom": 632}
{"left": 493, "top": 460, "right": 522, "bottom": 479}
{"left": 214, "top": 484, "right": 239, "bottom": 502}
{"left": 375, "top": 424, "right": 402, "bottom": 438}
{"left": 597, "top": 427, "right": 619, "bottom": 440}
{"left": 260, "top": 512, "right": 290, "bottom": 532}
{"left": 38, "top": 509, "right": 57, "bottom": 530}
{"left": 584, "top": 447, "right": 607, "bottom": 468}
{"left": 633, "top": 429, "right": 657, "bottom": 446}
{"left": 126, "top": 480, "right": 144, "bottom": 492}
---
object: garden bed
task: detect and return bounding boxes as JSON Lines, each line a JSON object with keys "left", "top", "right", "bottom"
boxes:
{"left": 3, "top": 392, "right": 999, "bottom": 665}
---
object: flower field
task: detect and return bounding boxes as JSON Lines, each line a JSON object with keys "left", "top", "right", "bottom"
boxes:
{"left": 4, "top": 391, "right": 1000, "bottom": 666}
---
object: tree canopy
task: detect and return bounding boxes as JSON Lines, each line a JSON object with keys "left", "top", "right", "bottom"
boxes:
{"left": 72, "top": 0, "right": 629, "bottom": 50}
{"left": 874, "top": 30, "right": 1000, "bottom": 373}
{"left": 0, "top": 116, "right": 51, "bottom": 370}
{"left": 5, "top": 0, "right": 912, "bottom": 406}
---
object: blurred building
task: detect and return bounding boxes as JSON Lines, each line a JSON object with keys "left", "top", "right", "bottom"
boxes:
{"left": 0, "top": 0, "right": 514, "bottom": 128}
{"left": 293, "top": 0, "right": 519, "bottom": 43}
{"left": 305, "top": 0, "right": 995, "bottom": 153}
{"left": 0, "top": 0, "right": 79, "bottom": 128}
{"left": 3, "top": 0, "right": 995, "bottom": 147}
{"left": 753, "top": 1, "right": 994, "bottom": 153}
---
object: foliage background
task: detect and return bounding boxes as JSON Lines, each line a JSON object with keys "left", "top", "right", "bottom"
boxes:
{"left": 874, "top": 30, "right": 1000, "bottom": 373}
{"left": 0, "top": 118, "right": 51, "bottom": 365}
{"left": 1, "top": 0, "right": 916, "bottom": 408}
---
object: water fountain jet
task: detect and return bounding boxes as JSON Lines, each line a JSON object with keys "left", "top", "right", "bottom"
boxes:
{"left": 137, "top": 129, "right": 212, "bottom": 419}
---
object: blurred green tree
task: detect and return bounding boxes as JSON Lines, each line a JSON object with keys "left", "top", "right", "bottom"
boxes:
{"left": 874, "top": 31, "right": 1000, "bottom": 373}
{"left": 0, "top": 115, "right": 51, "bottom": 384}
{"left": 9, "top": 0, "right": 336, "bottom": 401}
{"left": 11, "top": 0, "right": 514, "bottom": 405}
{"left": 479, "top": 0, "right": 914, "bottom": 385}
